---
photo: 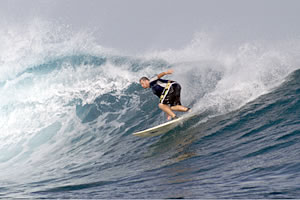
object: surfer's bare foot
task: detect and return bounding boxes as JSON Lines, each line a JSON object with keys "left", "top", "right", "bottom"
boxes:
{"left": 172, "top": 115, "right": 179, "bottom": 120}
{"left": 167, "top": 115, "right": 178, "bottom": 120}
{"left": 167, "top": 115, "right": 172, "bottom": 120}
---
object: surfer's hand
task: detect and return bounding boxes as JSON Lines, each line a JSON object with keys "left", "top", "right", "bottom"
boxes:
{"left": 157, "top": 69, "right": 173, "bottom": 79}
{"left": 166, "top": 69, "right": 174, "bottom": 75}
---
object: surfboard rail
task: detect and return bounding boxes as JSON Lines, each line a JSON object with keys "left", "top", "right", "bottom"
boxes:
{"left": 133, "top": 112, "right": 197, "bottom": 137}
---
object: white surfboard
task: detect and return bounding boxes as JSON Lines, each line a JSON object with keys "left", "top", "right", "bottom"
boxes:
{"left": 133, "top": 112, "right": 197, "bottom": 137}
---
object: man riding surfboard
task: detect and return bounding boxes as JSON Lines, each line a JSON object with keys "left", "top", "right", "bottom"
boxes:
{"left": 139, "top": 69, "right": 190, "bottom": 120}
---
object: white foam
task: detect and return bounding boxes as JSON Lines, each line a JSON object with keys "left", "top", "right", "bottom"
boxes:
{"left": 0, "top": 20, "right": 130, "bottom": 163}
{"left": 143, "top": 33, "right": 299, "bottom": 115}
{"left": 0, "top": 19, "right": 114, "bottom": 82}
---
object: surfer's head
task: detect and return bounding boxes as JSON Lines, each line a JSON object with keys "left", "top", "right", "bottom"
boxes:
{"left": 139, "top": 77, "right": 150, "bottom": 88}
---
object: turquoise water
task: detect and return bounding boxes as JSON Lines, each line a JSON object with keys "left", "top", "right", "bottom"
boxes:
{"left": 0, "top": 22, "right": 299, "bottom": 198}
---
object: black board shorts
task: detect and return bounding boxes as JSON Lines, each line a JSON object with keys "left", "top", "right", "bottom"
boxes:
{"left": 160, "top": 83, "right": 182, "bottom": 106}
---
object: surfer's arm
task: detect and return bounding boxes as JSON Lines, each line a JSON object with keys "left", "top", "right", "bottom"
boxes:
{"left": 157, "top": 69, "right": 173, "bottom": 79}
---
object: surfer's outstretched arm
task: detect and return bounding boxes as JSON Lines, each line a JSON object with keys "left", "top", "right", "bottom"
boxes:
{"left": 157, "top": 69, "right": 173, "bottom": 79}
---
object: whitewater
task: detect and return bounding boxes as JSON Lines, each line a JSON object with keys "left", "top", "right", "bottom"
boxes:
{"left": 0, "top": 21, "right": 299, "bottom": 198}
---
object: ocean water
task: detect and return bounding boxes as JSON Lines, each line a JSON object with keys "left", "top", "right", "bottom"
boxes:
{"left": 0, "top": 21, "right": 299, "bottom": 199}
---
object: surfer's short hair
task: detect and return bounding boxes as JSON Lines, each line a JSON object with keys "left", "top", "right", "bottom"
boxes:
{"left": 139, "top": 77, "right": 149, "bottom": 82}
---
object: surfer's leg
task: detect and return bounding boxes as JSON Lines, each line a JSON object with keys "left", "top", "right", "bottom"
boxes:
{"left": 159, "top": 103, "right": 176, "bottom": 119}
{"left": 170, "top": 105, "right": 190, "bottom": 112}
{"left": 167, "top": 114, "right": 172, "bottom": 120}
{"left": 168, "top": 84, "right": 191, "bottom": 112}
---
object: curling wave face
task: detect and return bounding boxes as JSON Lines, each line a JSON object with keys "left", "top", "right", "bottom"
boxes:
{"left": 0, "top": 21, "right": 299, "bottom": 198}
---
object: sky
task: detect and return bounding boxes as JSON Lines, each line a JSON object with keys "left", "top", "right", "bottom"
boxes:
{"left": 0, "top": 0, "right": 299, "bottom": 53}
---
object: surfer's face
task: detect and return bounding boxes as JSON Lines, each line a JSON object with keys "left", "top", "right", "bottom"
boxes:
{"left": 140, "top": 80, "right": 150, "bottom": 88}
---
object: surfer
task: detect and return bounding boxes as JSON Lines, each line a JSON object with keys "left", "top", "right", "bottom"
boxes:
{"left": 139, "top": 69, "right": 190, "bottom": 120}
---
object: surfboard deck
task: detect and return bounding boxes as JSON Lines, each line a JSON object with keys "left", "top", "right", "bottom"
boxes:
{"left": 133, "top": 112, "right": 197, "bottom": 137}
